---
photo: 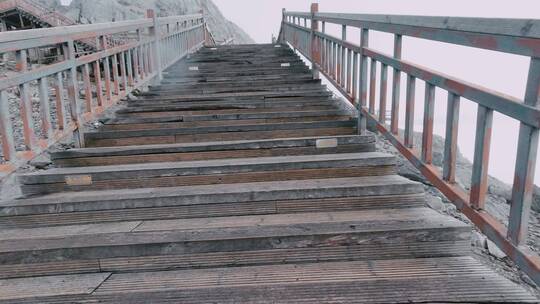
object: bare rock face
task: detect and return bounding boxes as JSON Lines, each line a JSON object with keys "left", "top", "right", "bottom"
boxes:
{"left": 37, "top": 0, "right": 254, "bottom": 44}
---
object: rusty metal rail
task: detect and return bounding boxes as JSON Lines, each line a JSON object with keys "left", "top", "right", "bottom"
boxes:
{"left": 279, "top": 4, "right": 540, "bottom": 285}
{"left": 0, "top": 10, "right": 208, "bottom": 177}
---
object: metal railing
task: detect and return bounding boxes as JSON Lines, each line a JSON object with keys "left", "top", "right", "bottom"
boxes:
{"left": 0, "top": 10, "right": 208, "bottom": 177}
{"left": 279, "top": 4, "right": 540, "bottom": 285}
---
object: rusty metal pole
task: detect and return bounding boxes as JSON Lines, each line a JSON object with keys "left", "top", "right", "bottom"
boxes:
{"left": 147, "top": 9, "right": 163, "bottom": 84}
{"left": 310, "top": 3, "right": 319, "bottom": 80}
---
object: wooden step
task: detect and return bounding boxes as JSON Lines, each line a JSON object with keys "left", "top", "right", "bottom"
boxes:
{"left": 119, "top": 98, "right": 336, "bottom": 113}
{"left": 51, "top": 135, "right": 375, "bottom": 167}
{"left": 0, "top": 208, "right": 470, "bottom": 264}
{"left": 84, "top": 120, "right": 356, "bottom": 147}
{"left": 2, "top": 176, "right": 424, "bottom": 216}
{"left": 19, "top": 152, "right": 395, "bottom": 195}
{"left": 107, "top": 109, "right": 349, "bottom": 125}
{"left": 3, "top": 257, "right": 535, "bottom": 303}
{"left": 0, "top": 242, "right": 465, "bottom": 279}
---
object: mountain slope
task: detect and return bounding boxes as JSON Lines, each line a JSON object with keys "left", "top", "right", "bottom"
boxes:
{"left": 38, "top": 0, "right": 254, "bottom": 44}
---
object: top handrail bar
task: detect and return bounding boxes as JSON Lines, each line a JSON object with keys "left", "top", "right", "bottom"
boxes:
{"left": 285, "top": 11, "right": 540, "bottom": 57}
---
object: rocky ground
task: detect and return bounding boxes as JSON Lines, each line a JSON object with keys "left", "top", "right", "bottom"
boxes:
{"left": 36, "top": 0, "right": 254, "bottom": 45}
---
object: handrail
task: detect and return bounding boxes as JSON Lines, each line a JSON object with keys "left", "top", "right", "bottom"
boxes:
{"left": 279, "top": 4, "right": 540, "bottom": 285}
{"left": 0, "top": 10, "right": 206, "bottom": 179}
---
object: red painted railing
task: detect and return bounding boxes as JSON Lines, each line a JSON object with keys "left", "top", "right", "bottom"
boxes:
{"left": 0, "top": 10, "right": 209, "bottom": 178}
{"left": 279, "top": 4, "right": 540, "bottom": 285}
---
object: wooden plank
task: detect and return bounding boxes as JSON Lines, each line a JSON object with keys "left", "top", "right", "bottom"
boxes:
{"left": 82, "top": 63, "right": 93, "bottom": 113}
{"left": 390, "top": 34, "right": 402, "bottom": 134}
{"left": 358, "top": 28, "right": 369, "bottom": 134}
{"left": 0, "top": 273, "right": 111, "bottom": 301}
{"left": 16, "top": 49, "right": 37, "bottom": 150}
{"left": 369, "top": 58, "right": 376, "bottom": 114}
{"left": 0, "top": 91, "right": 15, "bottom": 161}
{"left": 38, "top": 77, "right": 53, "bottom": 139}
{"left": 111, "top": 53, "right": 120, "bottom": 95}
{"left": 379, "top": 63, "right": 388, "bottom": 123}
{"left": 93, "top": 60, "right": 104, "bottom": 107}
{"left": 421, "top": 83, "right": 436, "bottom": 164}
{"left": 404, "top": 75, "right": 416, "bottom": 148}
{"left": 508, "top": 58, "right": 540, "bottom": 245}
{"left": 53, "top": 72, "right": 67, "bottom": 130}
{"left": 470, "top": 105, "right": 493, "bottom": 210}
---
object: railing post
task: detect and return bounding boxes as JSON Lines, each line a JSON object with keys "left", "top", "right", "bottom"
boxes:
{"left": 15, "top": 49, "right": 37, "bottom": 150}
{"left": 147, "top": 9, "right": 163, "bottom": 84}
{"left": 279, "top": 8, "right": 286, "bottom": 44}
{"left": 310, "top": 3, "right": 319, "bottom": 79}
{"left": 508, "top": 58, "right": 540, "bottom": 245}
{"left": 0, "top": 91, "right": 16, "bottom": 161}
{"left": 443, "top": 92, "right": 460, "bottom": 183}
{"left": 358, "top": 28, "right": 369, "bottom": 135}
{"left": 390, "top": 34, "right": 402, "bottom": 135}
{"left": 65, "top": 39, "right": 84, "bottom": 148}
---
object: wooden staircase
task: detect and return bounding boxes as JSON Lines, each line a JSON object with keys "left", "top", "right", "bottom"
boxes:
{"left": 0, "top": 44, "right": 536, "bottom": 303}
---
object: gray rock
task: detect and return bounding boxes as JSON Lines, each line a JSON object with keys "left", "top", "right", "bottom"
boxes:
{"left": 487, "top": 239, "right": 507, "bottom": 259}
{"left": 471, "top": 231, "right": 487, "bottom": 249}
{"left": 426, "top": 195, "right": 445, "bottom": 212}
{"left": 29, "top": 154, "right": 52, "bottom": 170}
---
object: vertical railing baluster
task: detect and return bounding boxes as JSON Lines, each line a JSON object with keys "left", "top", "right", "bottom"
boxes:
{"left": 38, "top": 77, "right": 53, "bottom": 139}
{"left": 147, "top": 9, "right": 163, "bottom": 82}
{"left": 379, "top": 63, "right": 388, "bottom": 124}
{"left": 82, "top": 63, "right": 93, "bottom": 112}
{"left": 126, "top": 49, "right": 134, "bottom": 87}
{"left": 391, "top": 34, "right": 402, "bottom": 135}
{"left": 443, "top": 92, "right": 460, "bottom": 182}
{"left": 16, "top": 49, "right": 37, "bottom": 150}
{"left": 508, "top": 58, "right": 540, "bottom": 245}
{"left": 111, "top": 53, "right": 120, "bottom": 95}
{"left": 93, "top": 60, "right": 104, "bottom": 107}
{"left": 352, "top": 51, "right": 358, "bottom": 102}
{"left": 0, "top": 91, "right": 16, "bottom": 161}
{"left": 310, "top": 3, "right": 319, "bottom": 79}
{"left": 341, "top": 25, "right": 346, "bottom": 86}
{"left": 470, "top": 105, "right": 494, "bottom": 210}
{"left": 369, "top": 58, "right": 377, "bottom": 114}
{"left": 54, "top": 72, "right": 67, "bottom": 130}
{"left": 404, "top": 75, "right": 416, "bottom": 148}
{"left": 101, "top": 37, "right": 113, "bottom": 102}
{"left": 422, "top": 83, "right": 436, "bottom": 163}
{"left": 345, "top": 49, "right": 351, "bottom": 92}
{"left": 65, "top": 40, "right": 83, "bottom": 147}
{"left": 358, "top": 28, "right": 369, "bottom": 134}
{"left": 120, "top": 51, "right": 128, "bottom": 91}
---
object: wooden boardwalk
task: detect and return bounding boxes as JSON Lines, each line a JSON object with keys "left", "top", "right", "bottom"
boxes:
{"left": 0, "top": 44, "right": 536, "bottom": 303}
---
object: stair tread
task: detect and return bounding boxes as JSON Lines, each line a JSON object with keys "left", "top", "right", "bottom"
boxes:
{"left": 51, "top": 135, "right": 373, "bottom": 159}
{"left": 1, "top": 258, "right": 535, "bottom": 303}
{"left": 4, "top": 175, "right": 421, "bottom": 209}
{"left": 20, "top": 152, "right": 394, "bottom": 184}
{"left": 0, "top": 208, "right": 468, "bottom": 253}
